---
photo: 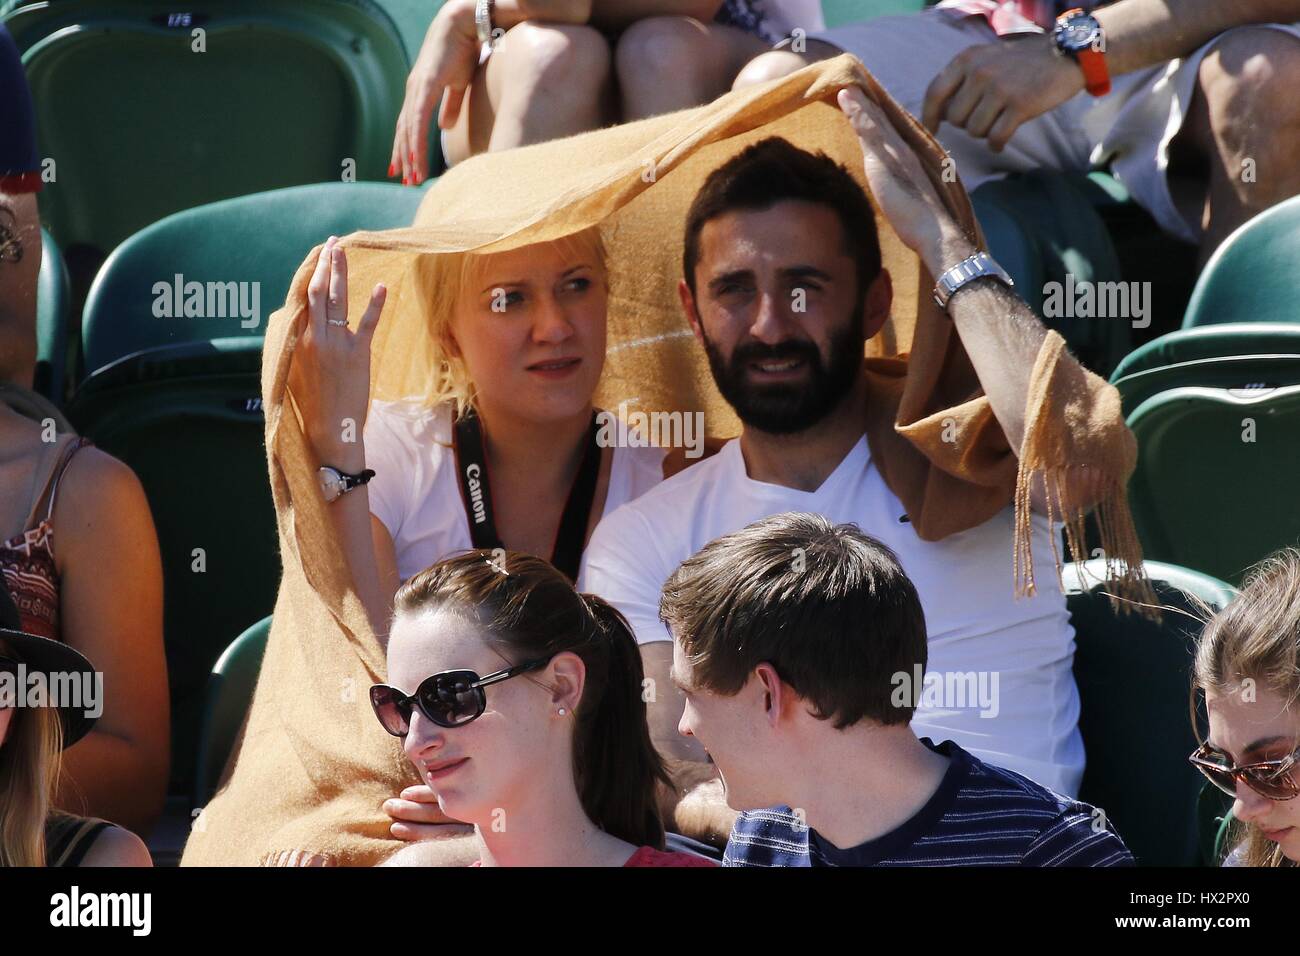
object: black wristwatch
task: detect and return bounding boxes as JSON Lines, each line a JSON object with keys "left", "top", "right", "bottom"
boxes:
{"left": 318, "top": 466, "right": 375, "bottom": 503}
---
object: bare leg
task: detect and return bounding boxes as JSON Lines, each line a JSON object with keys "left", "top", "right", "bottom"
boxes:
{"left": 1167, "top": 27, "right": 1300, "bottom": 264}
{"left": 615, "top": 18, "right": 770, "bottom": 120}
{"left": 730, "top": 39, "right": 843, "bottom": 90}
{"left": 442, "top": 21, "right": 615, "bottom": 167}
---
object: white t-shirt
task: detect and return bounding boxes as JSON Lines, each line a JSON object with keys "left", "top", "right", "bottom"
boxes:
{"left": 578, "top": 434, "right": 1084, "bottom": 796}
{"left": 365, "top": 400, "right": 667, "bottom": 582}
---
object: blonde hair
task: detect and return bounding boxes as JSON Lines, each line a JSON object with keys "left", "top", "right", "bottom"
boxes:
{"left": 1194, "top": 548, "right": 1300, "bottom": 868}
{"left": 0, "top": 684, "right": 64, "bottom": 867}
{"left": 406, "top": 228, "right": 608, "bottom": 419}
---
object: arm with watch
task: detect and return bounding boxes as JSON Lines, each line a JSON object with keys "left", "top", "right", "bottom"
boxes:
{"left": 839, "top": 86, "right": 1113, "bottom": 517}
{"left": 922, "top": 0, "right": 1300, "bottom": 152}
{"left": 288, "top": 235, "right": 403, "bottom": 644}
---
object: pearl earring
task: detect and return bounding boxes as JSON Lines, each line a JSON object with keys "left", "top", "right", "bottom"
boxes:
{"left": 557, "top": 707, "right": 567, "bottom": 716}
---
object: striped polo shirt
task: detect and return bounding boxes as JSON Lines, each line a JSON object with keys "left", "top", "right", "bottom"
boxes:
{"left": 724, "top": 739, "right": 1134, "bottom": 867}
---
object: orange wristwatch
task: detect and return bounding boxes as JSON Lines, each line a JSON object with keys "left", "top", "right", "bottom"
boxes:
{"left": 1052, "top": 8, "right": 1110, "bottom": 97}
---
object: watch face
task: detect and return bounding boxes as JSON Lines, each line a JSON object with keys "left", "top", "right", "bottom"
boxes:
{"left": 1057, "top": 15, "right": 1101, "bottom": 53}
{"left": 319, "top": 468, "right": 343, "bottom": 500}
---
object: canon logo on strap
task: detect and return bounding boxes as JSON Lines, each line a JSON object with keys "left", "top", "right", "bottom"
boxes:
{"left": 465, "top": 463, "right": 487, "bottom": 524}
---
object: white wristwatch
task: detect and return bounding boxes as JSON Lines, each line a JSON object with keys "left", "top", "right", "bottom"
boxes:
{"left": 932, "top": 251, "right": 1014, "bottom": 310}
{"left": 318, "top": 466, "right": 375, "bottom": 503}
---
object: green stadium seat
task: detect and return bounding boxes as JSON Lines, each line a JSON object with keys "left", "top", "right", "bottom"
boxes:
{"left": 66, "top": 179, "right": 427, "bottom": 798}
{"left": 1183, "top": 195, "right": 1300, "bottom": 328}
{"left": 1065, "top": 559, "right": 1236, "bottom": 866}
{"left": 80, "top": 181, "right": 428, "bottom": 377}
{"left": 369, "top": 0, "right": 441, "bottom": 61}
{"left": 1110, "top": 324, "right": 1300, "bottom": 413}
{"left": 971, "top": 171, "right": 1130, "bottom": 376}
{"left": 1126, "top": 384, "right": 1300, "bottom": 585}
{"left": 35, "top": 227, "right": 69, "bottom": 401}
{"left": 193, "top": 615, "right": 271, "bottom": 809}
{"left": 822, "top": 0, "right": 928, "bottom": 28}
{"left": 970, "top": 188, "right": 1046, "bottom": 315}
{"left": 65, "top": 338, "right": 272, "bottom": 794}
{"left": 7, "top": 0, "right": 409, "bottom": 266}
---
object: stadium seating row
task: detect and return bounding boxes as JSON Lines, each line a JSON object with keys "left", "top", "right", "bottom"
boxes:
{"left": 29, "top": 184, "right": 1300, "bottom": 805}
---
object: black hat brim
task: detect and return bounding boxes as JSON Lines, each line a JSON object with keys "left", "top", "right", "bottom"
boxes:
{"left": 0, "top": 626, "right": 99, "bottom": 747}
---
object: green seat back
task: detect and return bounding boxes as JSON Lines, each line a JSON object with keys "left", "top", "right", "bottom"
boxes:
{"left": 970, "top": 189, "right": 1046, "bottom": 308}
{"left": 194, "top": 614, "right": 271, "bottom": 808}
{"left": 1113, "top": 323, "right": 1300, "bottom": 379}
{"left": 1065, "top": 559, "right": 1235, "bottom": 866}
{"left": 971, "top": 171, "right": 1129, "bottom": 375}
{"left": 10, "top": 1, "right": 408, "bottom": 260}
{"left": 1110, "top": 324, "right": 1300, "bottom": 413}
{"left": 1183, "top": 195, "right": 1300, "bottom": 328}
{"left": 368, "top": 0, "right": 441, "bottom": 61}
{"left": 81, "top": 181, "right": 428, "bottom": 376}
{"left": 66, "top": 339, "right": 273, "bottom": 794}
{"left": 821, "top": 0, "right": 928, "bottom": 28}
{"left": 35, "top": 227, "right": 69, "bottom": 401}
{"left": 1127, "top": 385, "right": 1300, "bottom": 584}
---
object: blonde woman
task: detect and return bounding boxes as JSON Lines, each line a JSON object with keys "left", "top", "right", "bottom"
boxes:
{"left": 288, "top": 230, "right": 684, "bottom": 856}
{"left": 0, "top": 589, "right": 151, "bottom": 867}
{"left": 1192, "top": 548, "right": 1300, "bottom": 867}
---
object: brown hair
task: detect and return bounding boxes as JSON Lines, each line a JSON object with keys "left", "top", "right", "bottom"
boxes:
{"left": 1194, "top": 548, "right": 1300, "bottom": 868}
{"left": 681, "top": 137, "right": 882, "bottom": 302}
{"left": 659, "top": 512, "right": 927, "bottom": 728}
{"left": 393, "top": 550, "right": 671, "bottom": 848}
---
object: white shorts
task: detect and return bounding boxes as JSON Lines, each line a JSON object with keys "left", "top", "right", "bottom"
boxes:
{"left": 816, "top": 12, "right": 1300, "bottom": 244}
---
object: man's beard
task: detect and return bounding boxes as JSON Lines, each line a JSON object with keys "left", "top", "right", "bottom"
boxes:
{"left": 702, "top": 318, "right": 864, "bottom": 435}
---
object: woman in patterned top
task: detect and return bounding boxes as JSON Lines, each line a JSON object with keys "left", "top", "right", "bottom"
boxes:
{"left": 1193, "top": 548, "right": 1300, "bottom": 868}
{"left": 389, "top": 1, "right": 824, "bottom": 180}
{"left": 0, "top": 587, "right": 151, "bottom": 867}
{"left": 0, "top": 390, "right": 168, "bottom": 837}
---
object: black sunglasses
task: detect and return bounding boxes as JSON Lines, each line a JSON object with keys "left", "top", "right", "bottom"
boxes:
{"left": 370, "top": 657, "right": 550, "bottom": 735}
{"left": 1189, "top": 741, "right": 1300, "bottom": 802}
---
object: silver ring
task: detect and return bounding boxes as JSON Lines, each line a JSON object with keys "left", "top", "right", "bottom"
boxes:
{"left": 327, "top": 318, "right": 347, "bottom": 327}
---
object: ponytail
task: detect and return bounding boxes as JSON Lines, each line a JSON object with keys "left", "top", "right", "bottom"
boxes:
{"left": 573, "top": 594, "right": 672, "bottom": 849}
{"left": 394, "top": 550, "right": 672, "bottom": 849}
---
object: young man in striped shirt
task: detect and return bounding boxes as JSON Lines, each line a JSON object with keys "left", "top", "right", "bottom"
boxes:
{"left": 658, "top": 512, "right": 1135, "bottom": 867}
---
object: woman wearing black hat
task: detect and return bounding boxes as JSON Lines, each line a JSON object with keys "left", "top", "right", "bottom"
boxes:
{"left": 0, "top": 587, "right": 151, "bottom": 866}
{"left": 1, "top": 22, "right": 168, "bottom": 837}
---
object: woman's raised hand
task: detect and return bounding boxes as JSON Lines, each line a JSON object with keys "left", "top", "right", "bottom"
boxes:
{"left": 292, "top": 235, "right": 387, "bottom": 471}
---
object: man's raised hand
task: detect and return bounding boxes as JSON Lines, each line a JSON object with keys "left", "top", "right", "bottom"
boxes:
{"left": 837, "top": 86, "right": 973, "bottom": 275}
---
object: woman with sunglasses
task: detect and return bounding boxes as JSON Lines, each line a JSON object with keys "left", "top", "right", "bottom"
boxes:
{"left": 370, "top": 549, "right": 715, "bottom": 867}
{"left": 1191, "top": 547, "right": 1300, "bottom": 867}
